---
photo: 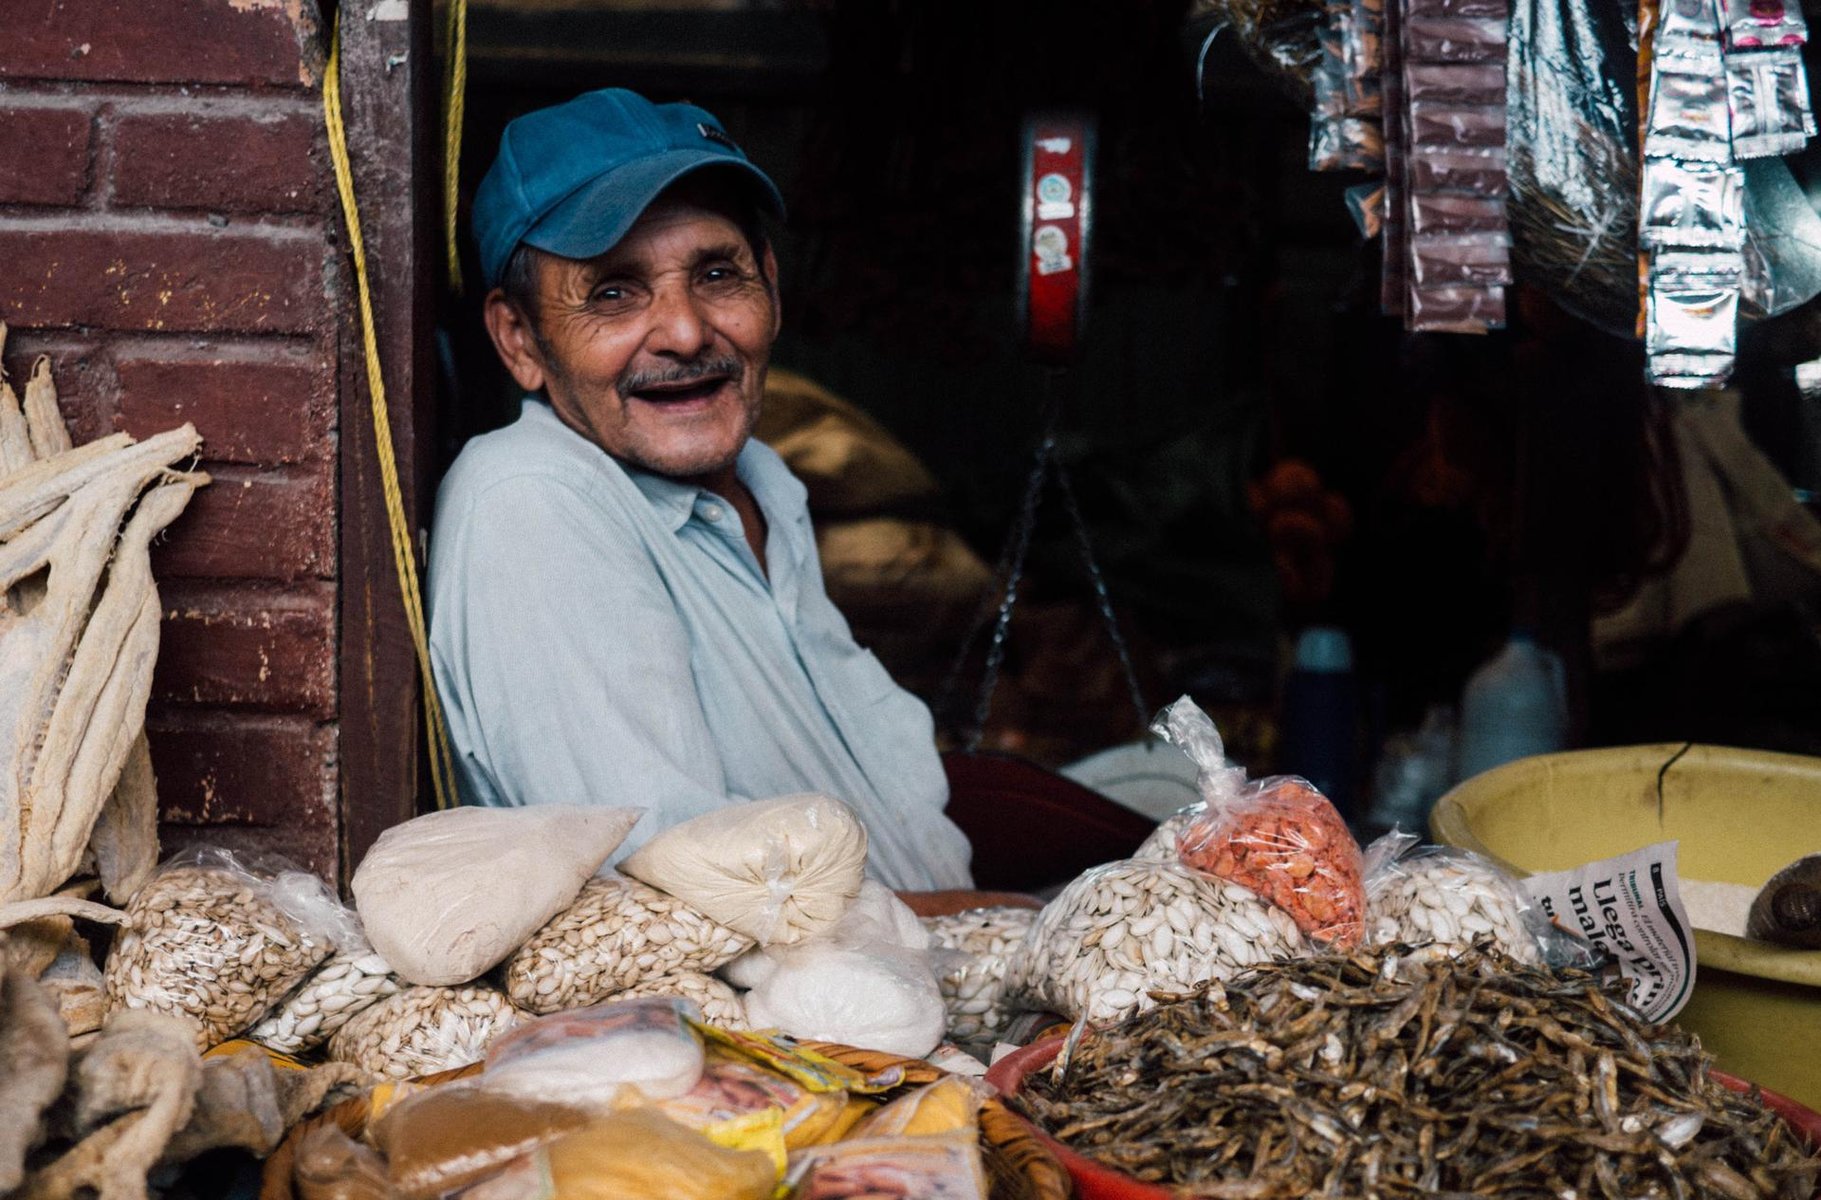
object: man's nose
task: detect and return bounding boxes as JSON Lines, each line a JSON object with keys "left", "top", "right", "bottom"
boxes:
{"left": 645, "top": 280, "right": 714, "bottom": 358}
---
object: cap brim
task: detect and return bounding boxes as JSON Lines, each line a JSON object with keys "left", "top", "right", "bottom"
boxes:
{"left": 521, "top": 151, "right": 785, "bottom": 265}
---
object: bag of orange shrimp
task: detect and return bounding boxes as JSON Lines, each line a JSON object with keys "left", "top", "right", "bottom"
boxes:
{"left": 1150, "top": 695, "right": 1367, "bottom": 948}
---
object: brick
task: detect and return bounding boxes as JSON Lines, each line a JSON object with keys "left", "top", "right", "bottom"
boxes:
{"left": 154, "top": 463, "right": 334, "bottom": 581}
{"left": 1, "top": 335, "right": 112, "bottom": 447}
{"left": 154, "top": 582, "right": 335, "bottom": 717}
{"left": 112, "top": 109, "right": 324, "bottom": 214}
{"left": 116, "top": 349, "right": 332, "bottom": 464}
{"left": 147, "top": 708, "right": 337, "bottom": 880}
{"left": 0, "top": 0, "right": 317, "bottom": 89}
{"left": 0, "top": 105, "right": 92, "bottom": 206}
{"left": 0, "top": 225, "right": 324, "bottom": 334}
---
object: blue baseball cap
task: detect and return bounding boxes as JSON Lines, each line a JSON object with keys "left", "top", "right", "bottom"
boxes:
{"left": 472, "top": 88, "right": 785, "bottom": 290}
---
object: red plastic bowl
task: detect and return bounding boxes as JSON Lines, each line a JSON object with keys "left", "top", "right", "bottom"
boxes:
{"left": 987, "top": 1040, "right": 1821, "bottom": 1200}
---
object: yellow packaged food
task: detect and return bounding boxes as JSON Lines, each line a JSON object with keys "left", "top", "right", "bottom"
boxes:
{"left": 203, "top": 1038, "right": 308, "bottom": 1071}
{"left": 655, "top": 1048, "right": 850, "bottom": 1149}
{"left": 694, "top": 1023, "right": 901, "bottom": 1094}
{"left": 787, "top": 1134, "right": 988, "bottom": 1200}
{"left": 851, "top": 1077, "right": 982, "bottom": 1139}
{"left": 371, "top": 1080, "right": 593, "bottom": 1200}
{"left": 458, "top": 1108, "right": 778, "bottom": 1200}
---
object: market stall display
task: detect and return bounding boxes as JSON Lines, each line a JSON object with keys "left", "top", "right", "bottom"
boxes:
{"left": 1000, "top": 944, "right": 1821, "bottom": 1198}
{"left": 262, "top": 1012, "right": 1072, "bottom": 1200}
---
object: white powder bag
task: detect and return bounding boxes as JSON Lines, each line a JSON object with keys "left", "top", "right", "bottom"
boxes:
{"left": 738, "top": 880, "right": 945, "bottom": 1057}
{"left": 742, "top": 942, "right": 946, "bottom": 1058}
{"left": 619, "top": 794, "right": 867, "bottom": 946}
{"left": 352, "top": 805, "right": 644, "bottom": 986}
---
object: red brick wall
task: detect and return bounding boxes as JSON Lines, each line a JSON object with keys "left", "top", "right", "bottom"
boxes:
{"left": 0, "top": 0, "right": 344, "bottom": 878}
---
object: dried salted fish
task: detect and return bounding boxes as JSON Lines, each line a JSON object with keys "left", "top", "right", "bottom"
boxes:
{"left": 1014, "top": 943, "right": 1821, "bottom": 1198}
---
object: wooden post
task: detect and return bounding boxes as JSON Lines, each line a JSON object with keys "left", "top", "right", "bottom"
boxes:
{"left": 334, "top": 0, "right": 436, "bottom": 885}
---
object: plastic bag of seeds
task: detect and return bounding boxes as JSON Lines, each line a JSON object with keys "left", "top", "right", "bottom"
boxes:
{"left": 1008, "top": 858, "right": 1309, "bottom": 1025}
{"left": 610, "top": 971, "right": 748, "bottom": 1029}
{"left": 326, "top": 984, "right": 526, "bottom": 1080}
{"left": 921, "top": 906, "right": 1037, "bottom": 1048}
{"left": 1362, "top": 830, "right": 1547, "bottom": 964}
{"left": 1153, "top": 696, "right": 1367, "bottom": 947}
{"left": 247, "top": 941, "right": 401, "bottom": 1054}
{"left": 102, "top": 846, "right": 349, "bottom": 1049}
{"left": 501, "top": 872, "right": 751, "bottom": 1015}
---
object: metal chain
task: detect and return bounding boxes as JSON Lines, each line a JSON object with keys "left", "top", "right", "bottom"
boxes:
{"left": 1054, "top": 451, "right": 1150, "bottom": 731}
{"left": 941, "top": 372, "right": 1148, "bottom": 749}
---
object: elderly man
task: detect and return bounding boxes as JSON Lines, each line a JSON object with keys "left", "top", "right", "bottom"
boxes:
{"left": 427, "top": 88, "right": 1009, "bottom": 910}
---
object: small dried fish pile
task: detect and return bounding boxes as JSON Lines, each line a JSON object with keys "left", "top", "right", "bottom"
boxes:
{"left": 1015, "top": 944, "right": 1821, "bottom": 1199}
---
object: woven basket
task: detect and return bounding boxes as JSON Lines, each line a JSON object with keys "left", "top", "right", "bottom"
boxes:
{"left": 260, "top": 1042, "right": 1071, "bottom": 1200}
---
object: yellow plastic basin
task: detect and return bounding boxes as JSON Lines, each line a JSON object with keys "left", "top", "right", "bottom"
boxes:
{"left": 1431, "top": 743, "right": 1821, "bottom": 1109}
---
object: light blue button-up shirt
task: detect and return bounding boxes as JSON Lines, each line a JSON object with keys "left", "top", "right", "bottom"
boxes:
{"left": 426, "top": 398, "right": 974, "bottom": 891}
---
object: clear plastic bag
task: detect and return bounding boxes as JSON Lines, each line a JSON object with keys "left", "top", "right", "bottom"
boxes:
{"left": 1361, "top": 830, "right": 1547, "bottom": 964}
{"left": 372, "top": 1080, "right": 593, "bottom": 1200}
{"left": 326, "top": 984, "right": 526, "bottom": 1081}
{"left": 501, "top": 872, "right": 751, "bottom": 1016}
{"left": 482, "top": 996, "right": 707, "bottom": 1110}
{"left": 1009, "top": 857, "right": 1308, "bottom": 1025}
{"left": 619, "top": 794, "right": 868, "bottom": 947}
{"left": 101, "top": 846, "right": 346, "bottom": 1049}
{"left": 733, "top": 879, "right": 946, "bottom": 1058}
{"left": 1152, "top": 697, "right": 1366, "bottom": 948}
{"left": 921, "top": 906, "right": 1038, "bottom": 1049}
{"left": 787, "top": 1134, "right": 988, "bottom": 1200}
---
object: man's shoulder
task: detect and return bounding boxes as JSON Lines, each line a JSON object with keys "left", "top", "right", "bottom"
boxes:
{"left": 439, "top": 401, "right": 623, "bottom": 515}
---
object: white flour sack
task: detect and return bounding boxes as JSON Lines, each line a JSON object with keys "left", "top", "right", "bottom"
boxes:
{"left": 618, "top": 795, "right": 867, "bottom": 946}
{"left": 352, "top": 805, "right": 644, "bottom": 986}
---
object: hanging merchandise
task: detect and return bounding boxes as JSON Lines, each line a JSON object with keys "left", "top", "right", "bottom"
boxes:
{"left": 1391, "top": 0, "right": 1514, "bottom": 331}
{"left": 1641, "top": 0, "right": 1817, "bottom": 386}
{"left": 1309, "top": 0, "right": 1386, "bottom": 174}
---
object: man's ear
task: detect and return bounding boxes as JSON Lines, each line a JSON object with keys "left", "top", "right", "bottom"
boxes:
{"left": 762, "top": 242, "right": 782, "bottom": 339}
{"left": 483, "top": 287, "right": 548, "bottom": 394}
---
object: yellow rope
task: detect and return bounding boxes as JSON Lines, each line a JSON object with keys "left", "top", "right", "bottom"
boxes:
{"left": 324, "top": 14, "right": 459, "bottom": 811}
{"left": 442, "top": 0, "right": 468, "bottom": 295}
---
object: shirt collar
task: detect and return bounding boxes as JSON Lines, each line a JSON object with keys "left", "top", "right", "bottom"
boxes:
{"left": 519, "top": 397, "right": 807, "bottom": 533}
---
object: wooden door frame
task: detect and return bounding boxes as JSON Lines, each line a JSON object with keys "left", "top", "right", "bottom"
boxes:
{"left": 333, "top": 0, "right": 437, "bottom": 883}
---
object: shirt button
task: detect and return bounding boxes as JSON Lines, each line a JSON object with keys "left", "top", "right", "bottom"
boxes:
{"left": 701, "top": 502, "right": 724, "bottom": 522}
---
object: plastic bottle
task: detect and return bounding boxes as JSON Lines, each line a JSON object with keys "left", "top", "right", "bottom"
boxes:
{"left": 1454, "top": 632, "right": 1567, "bottom": 782}
{"left": 1280, "top": 626, "right": 1360, "bottom": 820}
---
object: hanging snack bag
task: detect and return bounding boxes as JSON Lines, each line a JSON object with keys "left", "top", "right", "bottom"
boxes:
{"left": 481, "top": 996, "right": 707, "bottom": 1110}
{"left": 103, "top": 847, "right": 351, "bottom": 1049}
{"left": 1362, "top": 830, "right": 1546, "bottom": 964}
{"left": 1154, "top": 696, "right": 1367, "bottom": 947}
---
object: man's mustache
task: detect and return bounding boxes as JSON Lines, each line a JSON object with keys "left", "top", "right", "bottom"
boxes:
{"left": 620, "top": 357, "right": 744, "bottom": 394}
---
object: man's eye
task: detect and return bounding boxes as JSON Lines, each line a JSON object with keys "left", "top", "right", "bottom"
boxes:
{"left": 701, "top": 265, "right": 742, "bottom": 285}
{"left": 591, "top": 285, "right": 625, "bottom": 303}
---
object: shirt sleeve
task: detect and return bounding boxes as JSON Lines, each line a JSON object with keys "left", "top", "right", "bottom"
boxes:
{"left": 428, "top": 472, "right": 741, "bottom": 855}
